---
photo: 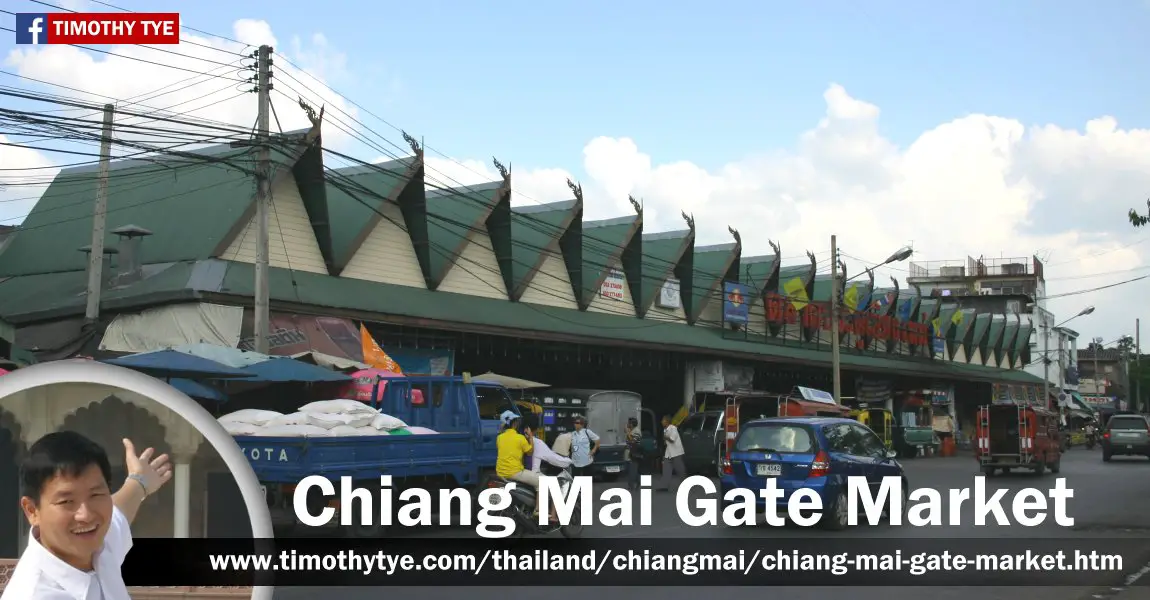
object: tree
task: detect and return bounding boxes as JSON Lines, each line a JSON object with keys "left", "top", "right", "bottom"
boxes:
{"left": 1131, "top": 201, "right": 1150, "bottom": 227}
{"left": 1117, "top": 335, "right": 1136, "bottom": 358}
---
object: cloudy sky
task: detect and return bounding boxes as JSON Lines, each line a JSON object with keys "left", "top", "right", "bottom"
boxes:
{"left": 2, "top": 0, "right": 1150, "bottom": 345}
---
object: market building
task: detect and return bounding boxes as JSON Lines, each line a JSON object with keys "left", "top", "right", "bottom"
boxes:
{"left": 0, "top": 126, "right": 1046, "bottom": 449}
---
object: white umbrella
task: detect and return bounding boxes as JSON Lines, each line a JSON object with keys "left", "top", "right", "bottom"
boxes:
{"left": 474, "top": 372, "right": 549, "bottom": 390}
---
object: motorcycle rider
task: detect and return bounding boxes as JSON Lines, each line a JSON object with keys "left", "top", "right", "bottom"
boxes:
{"left": 1085, "top": 420, "right": 1097, "bottom": 447}
{"left": 495, "top": 410, "right": 557, "bottom": 524}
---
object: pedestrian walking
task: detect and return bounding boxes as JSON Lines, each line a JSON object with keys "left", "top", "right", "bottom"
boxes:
{"left": 569, "top": 416, "right": 600, "bottom": 478}
{"left": 624, "top": 417, "right": 643, "bottom": 490}
{"left": 657, "top": 414, "right": 687, "bottom": 491}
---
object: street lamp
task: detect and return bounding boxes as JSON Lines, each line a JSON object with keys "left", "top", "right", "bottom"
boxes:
{"left": 1044, "top": 306, "right": 1095, "bottom": 410}
{"left": 830, "top": 237, "right": 914, "bottom": 404}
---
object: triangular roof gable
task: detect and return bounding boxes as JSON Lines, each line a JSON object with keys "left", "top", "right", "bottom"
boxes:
{"left": 638, "top": 229, "right": 693, "bottom": 316}
{"left": 985, "top": 315, "right": 1006, "bottom": 365}
{"left": 0, "top": 135, "right": 315, "bottom": 278}
{"left": 508, "top": 199, "right": 579, "bottom": 300}
{"left": 689, "top": 242, "right": 740, "bottom": 324}
{"left": 1015, "top": 318, "right": 1034, "bottom": 362}
{"left": 579, "top": 215, "right": 640, "bottom": 310}
{"left": 740, "top": 254, "right": 780, "bottom": 297}
{"left": 969, "top": 312, "right": 993, "bottom": 360}
{"left": 324, "top": 155, "right": 423, "bottom": 273}
{"left": 1002, "top": 316, "right": 1020, "bottom": 365}
{"left": 425, "top": 181, "right": 504, "bottom": 288}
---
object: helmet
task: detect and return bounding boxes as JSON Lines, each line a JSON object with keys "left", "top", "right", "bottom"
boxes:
{"left": 500, "top": 410, "right": 519, "bottom": 427}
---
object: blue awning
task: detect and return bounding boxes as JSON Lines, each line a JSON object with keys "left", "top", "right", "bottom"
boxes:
{"left": 240, "top": 358, "right": 353, "bottom": 383}
{"left": 103, "top": 349, "right": 254, "bottom": 379}
{"left": 168, "top": 378, "right": 227, "bottom": 402}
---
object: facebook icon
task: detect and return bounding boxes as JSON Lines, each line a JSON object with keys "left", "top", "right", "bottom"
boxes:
{"left": 15, "top": 13, "right": 49, "bottom": 45}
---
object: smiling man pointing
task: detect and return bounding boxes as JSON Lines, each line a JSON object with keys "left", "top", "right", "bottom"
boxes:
{"left": 2, "top": 431, "right": 173, "bottom": 600}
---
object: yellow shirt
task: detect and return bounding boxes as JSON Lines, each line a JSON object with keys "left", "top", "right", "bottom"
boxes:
{"left": 496, "top": 429, "right": 533, "bottom": 478}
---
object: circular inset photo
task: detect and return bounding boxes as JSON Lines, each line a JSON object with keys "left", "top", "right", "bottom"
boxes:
{"left": 0, "top": 360, "right": 273, "bottom": 600}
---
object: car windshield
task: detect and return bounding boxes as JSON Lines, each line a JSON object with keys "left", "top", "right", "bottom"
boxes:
{"left": 736, "top": 424, "right": 815, "bottom": 453}
{"left": 1108, "top": 417, "right": 1147, "bottom": 431}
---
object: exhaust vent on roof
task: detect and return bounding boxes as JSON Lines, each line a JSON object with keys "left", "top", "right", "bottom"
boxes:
{"left": 110, "top": 224, "right": 153, "bottom": 286}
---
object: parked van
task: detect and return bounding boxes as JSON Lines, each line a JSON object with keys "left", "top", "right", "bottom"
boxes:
{"left": 544, "top": 388, "right": 642, "bottom": 479}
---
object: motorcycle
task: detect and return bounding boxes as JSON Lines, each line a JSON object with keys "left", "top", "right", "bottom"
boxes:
{"left": 1086, "top": 429, "right": 1097, "bottom": 450}
{"left": 486, "top": 464, "right": 584, "bottom": 539}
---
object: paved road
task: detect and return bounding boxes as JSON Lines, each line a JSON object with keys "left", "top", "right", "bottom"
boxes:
{"left": 274, "top": 449, "right": 1150, "bottom": 600}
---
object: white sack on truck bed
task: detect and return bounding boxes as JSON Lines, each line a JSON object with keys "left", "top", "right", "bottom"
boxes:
{"left": 370, "top": 413, "right": 407, "bottom": 431}
{"left": 405, "top": 426, "right": 439, "bottom": 435}
{"left": 305, "top": 412, "right": 375, "bottom": 429}
{"left": 218, "top": 409, "right": 283, "bottom": 426}
{"left": 252, "top": 424, "right": 329, "bottom": 437}
{"left": 263, "top": 412, "right": 311, "bottom": 428}
{"left": 328, "top": 425, "right": 386, "bottom": 436}
{"left": 298, "top": 399, "right": 378, "bottom": 415}
{"left": 220, "top": 421, "right": 260, "bottom": 436}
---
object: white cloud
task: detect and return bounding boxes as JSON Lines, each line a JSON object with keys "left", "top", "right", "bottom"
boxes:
{"left": 1, "top": 19, "right": 359, "bottom": 224}
{"left": 418, "top": 84, "right": 1149, "bottom": 342}
{"left": 0, "top": 136, "right": 59, "bottom": 225}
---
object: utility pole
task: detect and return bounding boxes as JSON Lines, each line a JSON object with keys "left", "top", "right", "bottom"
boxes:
{"left": 830, "top": 234, "right": 841, "bottom": 404}
{"left": 1042, "top": 312, "right": 1050, "bottom": 410}
{"left": 1093, "top": 337, "right": 1102, "bottom": 399}
{"left": 253, "top": 45, "right": 272, "bottom": 354}
{"left": 85, "top": 104, "right": 115, "bottom": 323}
{"left": 1137, "top": 319, "right": 1142, "bottom": 413}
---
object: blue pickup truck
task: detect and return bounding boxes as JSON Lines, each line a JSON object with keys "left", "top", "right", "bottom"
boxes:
{"left": 232, "top": 375, "right": 519, "bottom": 536}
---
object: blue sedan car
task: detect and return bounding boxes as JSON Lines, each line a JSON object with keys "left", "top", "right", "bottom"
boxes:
{"left": 718, "top": 416, "right": 907, "bottom": 530}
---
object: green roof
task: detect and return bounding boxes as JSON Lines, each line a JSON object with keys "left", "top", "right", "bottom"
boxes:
{"left": 1016, "top": 319, "right": 1034, "bottom": 362}
{"left": 638, "top": 229, "right": 693, "bottom": 316}
{"left": 776, "top": 264, "right": 811, "bottom": 296}
{"left": 509, "top": 200, "right": 578, "bottom": 300}
{"left": 969, "top": 312, "right": 992, "bottom": 359}
{"left": 580, "top": 216, "right": 639, "bottom": 310}
{"left": 425, "top": 181, "right": 504, "bottom": 288}
{"left": 1002, "top": 317, "right": 1020, "bottom": 364}
{"left": 690, "top": 243, "right": 739, "bottom": 323}
{"left": 324, "top": 158, "right": 419, "bottom": 271}
{"left": 0, "top": 131, "right": 320, "bottom": 279}
{"left": 740, "top": 254, "right": 778, "bottom": 296}
{"left": 811, "top": 275, "right": 833, "bottom": 302}
{"left": 953, "top": 308, "right": 977, "bottom": 357}
{"left": 982, "top": 315, "right": 1004, "bottom": 366}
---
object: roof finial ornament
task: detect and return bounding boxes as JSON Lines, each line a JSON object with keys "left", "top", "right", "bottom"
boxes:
{"left": 492, "top": 157, "right": 509, "bottom": 181}
{"left": 681, "top": 210, "right": 695, "bottom": 231}
{"left": 628, "top": 194, "right": 642, "bottom": 216}
{"left": 401, "top": 130, "right": 421, "bottom": 156}
{"left": 566, "top": 178, "right": 583, "bottom": 204}
{"left": 728, "top": 225, "right": 741, "bottom": 247}
{"left": 769, "top": 239, "right": 780, "bottom": 257}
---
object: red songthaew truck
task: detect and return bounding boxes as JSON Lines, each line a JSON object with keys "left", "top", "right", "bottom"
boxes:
{"left": 975, "top": 404, "right": 1062, "bottom": 476}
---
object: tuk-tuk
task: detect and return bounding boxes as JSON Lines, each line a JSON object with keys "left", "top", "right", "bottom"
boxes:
{"left": 975, "top": 403, "right": 1062, "bottom": 476}
{"left": 850, "top": 404, "right": 895, "bottom": 449}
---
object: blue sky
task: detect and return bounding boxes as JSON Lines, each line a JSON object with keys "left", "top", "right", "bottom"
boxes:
{"left": 6, "top": 0, "right": 1147, "bottom": 171}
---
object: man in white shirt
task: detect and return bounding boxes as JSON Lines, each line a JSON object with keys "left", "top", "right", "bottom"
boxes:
{"left": 657, "top": 414, "right": 687, "bottom": 491}
{"left": 2, "top": 431, "right": 174, "bottom": 600}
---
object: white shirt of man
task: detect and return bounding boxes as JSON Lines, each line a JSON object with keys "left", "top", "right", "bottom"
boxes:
{"left": 570, "top": 428, "right": 599, "bottom": 468}
{"left": 530, "top": 437, "right": 573, "bottom": 472}
{"left": 2, "top": 506, "right": 133, "bottom": 600}
{"left": 663, "top": 424, "right": 685, "bottom": 459}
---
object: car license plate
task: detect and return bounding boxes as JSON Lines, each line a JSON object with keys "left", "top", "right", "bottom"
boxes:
{"left": 1127, "top": 445, "right": 1134, "bottom": 450}
{"left": 603, "top": 466, "right": 621, "bottom": 473}
{"left": 756, "top": 463, "right": 782, "bottom": 477}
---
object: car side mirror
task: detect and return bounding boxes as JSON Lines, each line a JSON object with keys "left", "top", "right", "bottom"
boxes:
{"left": 884, "top": 450, "right": 898, "bottom": 459}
